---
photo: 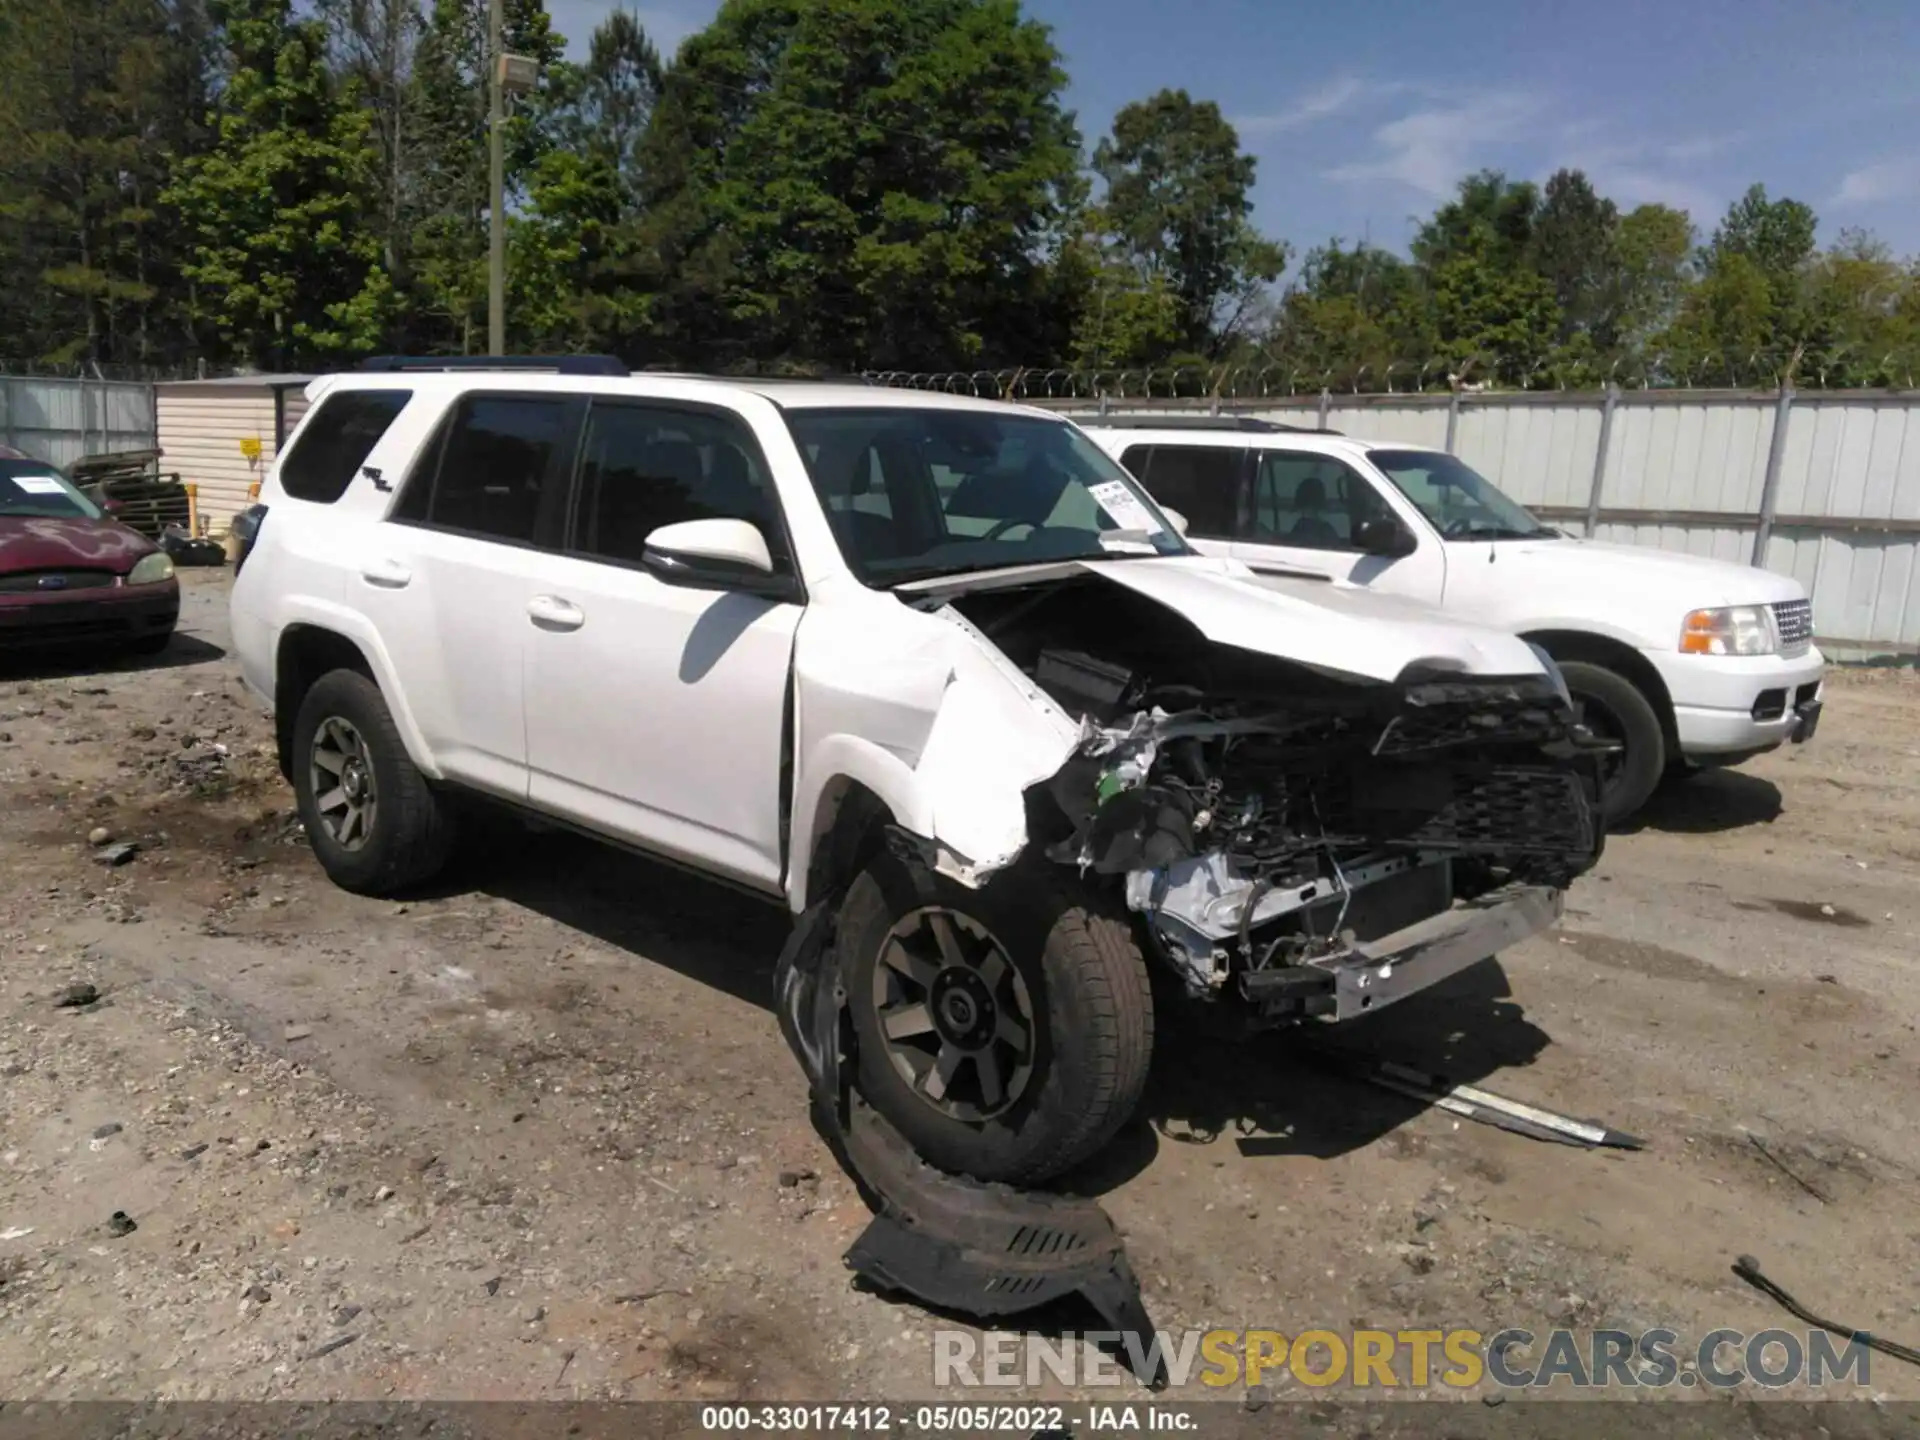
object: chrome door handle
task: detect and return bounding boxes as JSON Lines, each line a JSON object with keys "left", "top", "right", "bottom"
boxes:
{"left": 527, "top": 595, "right": 585, "bottom": 632}
{"left": 360, "top": 559, "right": 411, "bottom": 589}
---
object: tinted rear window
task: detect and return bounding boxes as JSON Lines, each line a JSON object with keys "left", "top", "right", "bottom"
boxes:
{"left": 280, "top": 390, "right": 412, "bottom": 503}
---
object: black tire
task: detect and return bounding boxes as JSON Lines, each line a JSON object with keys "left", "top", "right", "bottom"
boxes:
{"left": 291, "top": 668, "right": 454, "bottom": 896}
{"left": 1559, "top": 660, "right": 1665, "bottom": 826}
{"left": 837, "top": 849, "right": 1153, "bottom": 1187}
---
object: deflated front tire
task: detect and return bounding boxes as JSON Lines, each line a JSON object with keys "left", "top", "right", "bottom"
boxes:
{"left": 837, "top": 849, "right": 1154, "bottom": 1187}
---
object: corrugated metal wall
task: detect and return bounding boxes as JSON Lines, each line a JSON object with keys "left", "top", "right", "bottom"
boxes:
{"left": 0, "top": 375, "right": 155, "bottom": 468}
{"left": 154, "top": 385, "right": 306, "bottom": 529}
{"left": 1048, "top": 389, "right": 1920, "bottom": 657}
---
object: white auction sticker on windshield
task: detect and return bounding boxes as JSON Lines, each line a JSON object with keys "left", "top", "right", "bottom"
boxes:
{"left": 1089, "top": 480, "right": 1163, "bottom": 534}
{"left": 11, "top": 475, "right": 66, "bottom": 495}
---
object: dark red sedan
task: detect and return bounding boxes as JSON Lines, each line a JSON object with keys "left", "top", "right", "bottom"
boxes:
{"left": 0, "top": 449, "right": 179, "bottom": 655}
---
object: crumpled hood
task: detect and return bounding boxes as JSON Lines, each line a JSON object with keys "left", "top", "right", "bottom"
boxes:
{"left": 1066, "top": 557, "right": 1546, "bottom": 682}
{"left": 0, "top": 514, "right": 156, "bottom": 573}
{"left": 1466, "top": 536, "right": 1805, "bottom": 608}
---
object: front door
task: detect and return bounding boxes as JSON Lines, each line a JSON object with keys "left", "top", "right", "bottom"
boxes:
{"left": 1232, "top": 449, "right": 1446, "bottom": 605}
{"left": 521, "top": 399, "right": 802, "bottom": 893}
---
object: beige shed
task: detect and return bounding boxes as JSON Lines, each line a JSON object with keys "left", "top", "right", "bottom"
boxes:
{"left": 154, "top": 374, "right": 315, "bottom": 534}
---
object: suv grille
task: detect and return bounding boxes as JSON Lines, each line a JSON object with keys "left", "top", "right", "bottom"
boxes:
{"left": 1771, "top": 599, "right": 1813, "bottom": 655}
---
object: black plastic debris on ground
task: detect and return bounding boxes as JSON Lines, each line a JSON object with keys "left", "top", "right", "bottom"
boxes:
{"left": 774, "top": 902, "right": 1166, "bottom": 1391}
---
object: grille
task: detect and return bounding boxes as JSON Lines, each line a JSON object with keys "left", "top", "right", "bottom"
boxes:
{"left": 1401, "top": 766, "right": 1595, "bottom": 857}
{"left": 0, "top": 569, "right": 117, "bottom": 593}
{"left": 1772, "top": 599, "right": 1813, "bottom": 654}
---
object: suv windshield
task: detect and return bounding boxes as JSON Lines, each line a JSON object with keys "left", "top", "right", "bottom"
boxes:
{"left": 783, "top": 407, "right": 1190, "bottom": 586}
{"left": 1368, "top": 449, "right": 1557, "bottom": 541}
{"left": 0, "top": 460, "right": 101, "bottom": 520}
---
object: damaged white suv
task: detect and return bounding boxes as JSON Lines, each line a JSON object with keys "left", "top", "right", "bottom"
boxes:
{"left": 231, "top": 358, "right": 1605, "bottom": 1186}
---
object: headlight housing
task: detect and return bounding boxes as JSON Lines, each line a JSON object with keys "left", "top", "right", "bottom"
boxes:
{"left": 126, "top": 552, "right": 176, "bottom": 586}
{"left": 1680, "top": 605, "right": 1775, "bottom": 656}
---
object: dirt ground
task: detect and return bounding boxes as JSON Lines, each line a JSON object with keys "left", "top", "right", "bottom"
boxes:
{"left": 1, "top": 569, "right": 1917, "bottom": 1419}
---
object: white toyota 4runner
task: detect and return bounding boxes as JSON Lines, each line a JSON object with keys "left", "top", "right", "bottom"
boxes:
{"left": 232, "top": 359, "right": 1605, "bottom": 1186}
{"left": 1081, "top": 417, "right": 1825, "bottom": 822}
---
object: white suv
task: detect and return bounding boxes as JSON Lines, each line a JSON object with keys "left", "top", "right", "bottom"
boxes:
{"left": 1082, "top": 417, "right": 1824, "bottom": 822}
{"left": 232, "top": 359, "right": 1605, "bottom": 1186}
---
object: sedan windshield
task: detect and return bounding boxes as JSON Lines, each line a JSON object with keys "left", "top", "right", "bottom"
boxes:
{"left": 783, "top": 407, "right": 1191, "bottom": 586}
{"left": 1368, "top": 449, "right": 1557, "bottom": 541}
{"left": 0, "top": 460, "right": 100, "bottom": 520}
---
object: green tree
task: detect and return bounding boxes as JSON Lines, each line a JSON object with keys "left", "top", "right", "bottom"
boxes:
{"left": 0, "top": 0, "right": 210, "bottom": 367}
{"left": 636, "top": 0, "right": 1083, "bottom": 370}
{"left": 1531, "top": 168, "right": 1618, "bottom": 344}
{"left": 1091, "top": 88, "right": 1286, "bottom": 355}
{"left": 1412, "top": 170, "right": 1539, "bottom": 273}
{"left": 1265, "top": 240, "right": 1434, "bottom": 386}
{"left": 1427, "top": 231, "right": 1560, "bottom": 385}
{"left": 1607, "top": 203, "right": 1694, "bottom": 352}
{"left": 163, "top": 0, "right": 391, "bottom": 363}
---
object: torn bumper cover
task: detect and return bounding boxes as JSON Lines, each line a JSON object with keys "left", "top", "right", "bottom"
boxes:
{"left": 773, "top": 901, "right": 1167, "bottom": 1390}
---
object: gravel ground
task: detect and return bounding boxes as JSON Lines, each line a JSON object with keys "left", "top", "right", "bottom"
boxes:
{"left": 1, "top": 570, "right": 1917, "bottom": 1418}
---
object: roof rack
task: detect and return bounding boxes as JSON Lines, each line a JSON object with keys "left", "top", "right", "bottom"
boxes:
{"left": 1075, "top": 414, "right": 1340, "bottom": 436}
{"left": 355, "top": 355, "right": 630, "bottom": 376}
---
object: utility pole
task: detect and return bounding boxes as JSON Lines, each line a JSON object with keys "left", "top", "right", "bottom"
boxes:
{"left": 487, "top": 0, "right": 505, "bottom": 354}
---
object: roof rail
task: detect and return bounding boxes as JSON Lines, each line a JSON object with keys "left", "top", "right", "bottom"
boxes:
{"left": 355, "top": 354, "right": 630, "bottom": 376}
{"left": 1074, "top": 414, "right": 1340, "bottom": 435}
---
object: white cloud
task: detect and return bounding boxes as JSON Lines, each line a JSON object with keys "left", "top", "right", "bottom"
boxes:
{"left": 1234, "top": 76, "right": 1370, "bottom": 137}
{"left": 1834, "top": 157, "right": 1920, "bottom": 206}
{"left": 1325, "top": 91, "right": 1538, "bottom": 198}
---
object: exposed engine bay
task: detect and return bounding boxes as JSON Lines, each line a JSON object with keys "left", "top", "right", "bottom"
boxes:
{"left": 941, "top": 576, "right": 1607, "bottom": 1019}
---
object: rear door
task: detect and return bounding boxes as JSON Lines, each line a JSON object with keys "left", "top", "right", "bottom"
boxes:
{"left": 357, "top": 391, "right": 580, "bottom": 799}
{"left": 1113, "top": 442, "right": 1245, "bottom": 557}
{"left": 1232, "top": 448, "right": 1446, "bottom": 602}
{"left": 519, "top": 398, "right": 802, "bottom": 892}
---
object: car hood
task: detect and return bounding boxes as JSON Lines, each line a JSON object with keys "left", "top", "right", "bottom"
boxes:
{"left": 0, "top": 514, "right": 157, "bottom": 573}
{"left": 1467, "top": 536, "right": 1806, "bottom": 607}
{"left": 905, "top": 555, "right": 1547, "bottom": 683}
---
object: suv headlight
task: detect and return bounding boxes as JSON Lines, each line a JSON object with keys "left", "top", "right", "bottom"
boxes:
{"left": 1680, "top": 605, "right": 1775, "bottom": 656}
{"left": 127, "top": 552, "right": 176, "bottom": 586}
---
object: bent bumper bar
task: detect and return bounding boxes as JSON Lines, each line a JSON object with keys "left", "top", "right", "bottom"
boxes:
{"left": 1242, "top": 883, "right": 1563, "bottom": 1022}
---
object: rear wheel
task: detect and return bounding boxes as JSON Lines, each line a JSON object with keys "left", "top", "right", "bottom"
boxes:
{"left": 837, "top": 850, "right": 1153, "bottom": 1186}
{"left": 291, "top": 669, "right": 454, "bottom": 895}
{"left": 1559, "top": 660, "right": 1664, "bottom": 825}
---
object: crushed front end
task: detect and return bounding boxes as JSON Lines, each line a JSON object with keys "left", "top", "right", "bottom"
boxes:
{"left": 937, "top": 575, "right": 1607, "bottom": 1026}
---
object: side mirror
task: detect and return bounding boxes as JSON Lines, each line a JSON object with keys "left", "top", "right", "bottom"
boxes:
{"left": 1353, "top": 516, "right": 1417, "bottom": 559}
{"left": 1159, "top": 506, "right": 1190, "bottom": 536}
{"left": 642, "top": 518, "right": 782, "bottom": 592}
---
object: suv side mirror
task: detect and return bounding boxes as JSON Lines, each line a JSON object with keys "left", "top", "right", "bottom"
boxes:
{"left": 1159, "top": 506, "right": 1190, "bottom": 536}
{"left": 1353, "top": 516, "right": 1417, "bottom": 558}
{"left": 643, "top": 518, "right": 789, "bottom": 596}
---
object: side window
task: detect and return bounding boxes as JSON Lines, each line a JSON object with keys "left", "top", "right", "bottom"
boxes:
{"left": 1126, "top": 445, "right": 1240, "bottom": 540}
{"left": 279, "top": 389, "right": 412, "bottom": 503}
{"left": 1248, "top": 453, "right": 1378, "bottom": 551}
{"left": 418, "top": 395, "right": 566, "bottom": 544}
{"left": 573, "top": 403, "right": 791, "bottom": 572}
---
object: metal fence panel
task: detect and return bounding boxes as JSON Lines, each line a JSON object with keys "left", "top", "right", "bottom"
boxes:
{"left": 0, "top": 375, "right": 156, "bottom": 469}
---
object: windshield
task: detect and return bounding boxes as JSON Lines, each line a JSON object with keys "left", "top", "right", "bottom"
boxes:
{"left": 0, "top": 460, "right": 100, "bottom": 520}
{"left": 783, "top": 407, "right": 1191, "bottom": 586}
{"left": 1368, "top": 449, "right": 1556, "bottom": 541}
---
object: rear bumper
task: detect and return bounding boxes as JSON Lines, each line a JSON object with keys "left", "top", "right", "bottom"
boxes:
{"left": 0, "top": 581, "right": 179, "bottom": 649}
{"left": 1242, "top": 883, "right": 1563, "bottom": 1022}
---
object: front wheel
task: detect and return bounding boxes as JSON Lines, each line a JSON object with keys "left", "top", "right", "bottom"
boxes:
{"left": 1559, "top": 660, "right": 1665, "bottom": 826}
{"left": 291, "top": 669, "right": 455, "bottom": 896}
{"left": 837, "top": 851, "right": 1153, "bottom": 1186}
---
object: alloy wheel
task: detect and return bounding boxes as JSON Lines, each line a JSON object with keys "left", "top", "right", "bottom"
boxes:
{"left": 309, "top": 716, "right": 378, "bottom": 851}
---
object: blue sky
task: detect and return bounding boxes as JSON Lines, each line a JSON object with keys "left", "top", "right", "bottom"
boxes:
{"left": 544, "top": 0, "right": 1920, "bottom": 264}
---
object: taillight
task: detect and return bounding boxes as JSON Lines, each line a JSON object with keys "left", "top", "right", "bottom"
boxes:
{"left": 234, "top": 504, "right": 268, "bottom": 574}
